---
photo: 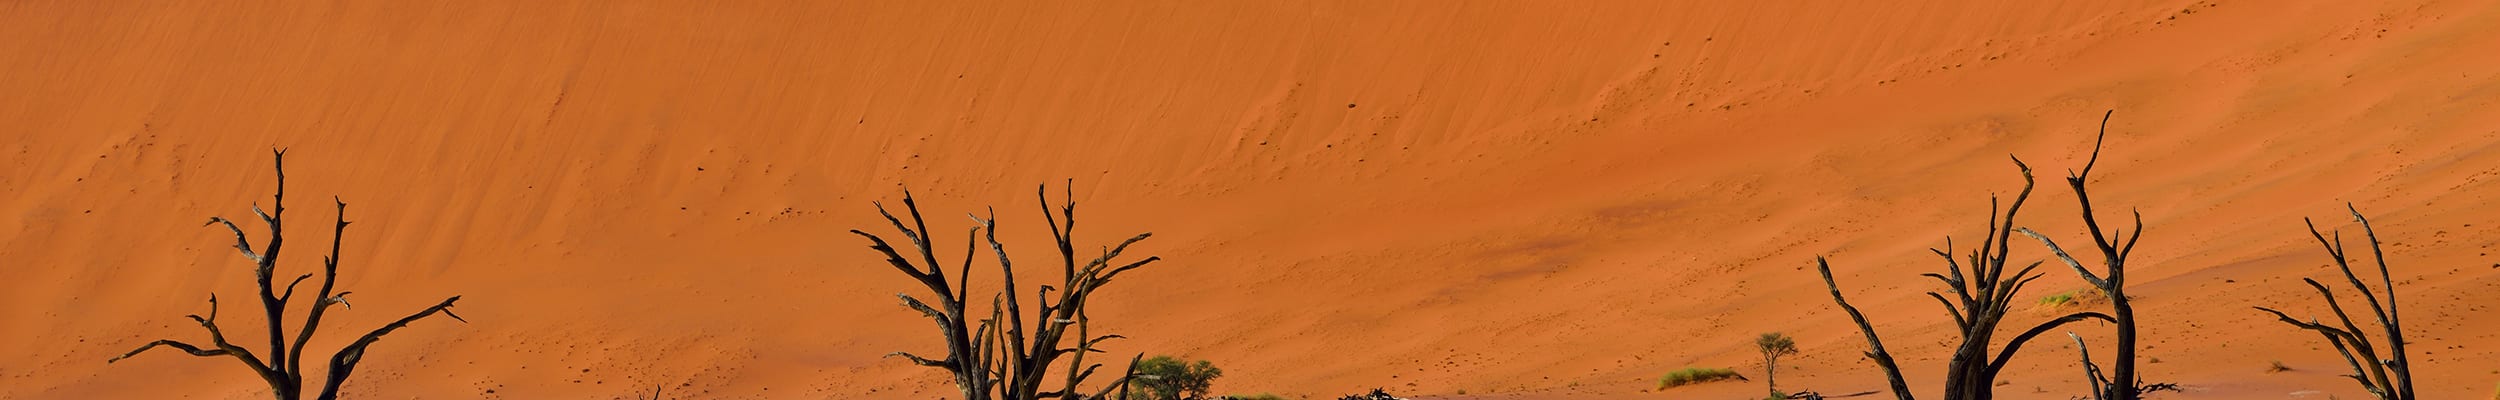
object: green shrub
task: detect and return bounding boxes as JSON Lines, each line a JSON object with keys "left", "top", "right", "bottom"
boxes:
{"left": 1658, "top": 367, "right": 1745, "bottom": 389}
{"left": 1132, "top": 355, "right": 1224, "bottom": 400}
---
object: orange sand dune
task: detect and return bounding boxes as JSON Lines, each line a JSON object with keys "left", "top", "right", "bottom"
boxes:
{"left": 5, "top": 0, "right": 2499, "bottom": 399}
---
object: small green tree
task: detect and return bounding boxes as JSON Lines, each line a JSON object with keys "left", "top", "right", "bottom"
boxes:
{"left": 1131, "top": 356, "right": 1222, "bottom": 400}
{"left": 1757, "top": 332, "right": 1799, "bottom": 398}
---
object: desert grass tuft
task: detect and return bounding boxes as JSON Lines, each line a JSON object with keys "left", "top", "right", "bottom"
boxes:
{"left": 1658, "top": 367, "right": 1745, "bottom": 389}
{"left": 2038, "top": 291, "right": 2076, "bottom": 307}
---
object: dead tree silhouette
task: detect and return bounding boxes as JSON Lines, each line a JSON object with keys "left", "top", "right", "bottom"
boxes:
{"left": 1815, "top": 154, "right": 2114, "bottom": 400}
{"left": 853, "top": 183, "right": 1152, "bottom": 400}
{"left": 2253, "top": 205, "right": 2417, "bottom": 400}
{"left": 109, "top": 150, "right": 466, "bottom": 400}
{"left": 2014, "top": 111, "right": 2171, "bottom": 399}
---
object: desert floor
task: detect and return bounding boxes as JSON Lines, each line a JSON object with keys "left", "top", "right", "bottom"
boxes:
{"left": 4, "top": 1, "right": 2498, "bottom": 399}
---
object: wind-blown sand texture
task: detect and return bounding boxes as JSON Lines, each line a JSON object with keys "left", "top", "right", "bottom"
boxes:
{"left": 4, "top": 1, "right": 2497, "bottom": 399}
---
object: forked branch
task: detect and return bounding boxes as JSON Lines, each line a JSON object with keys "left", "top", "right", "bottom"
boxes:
{"left": 1813, "top": 257, "right": 1914, "bottom": 400}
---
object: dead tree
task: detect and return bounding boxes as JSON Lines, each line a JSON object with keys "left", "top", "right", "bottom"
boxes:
{"left": 1814, "top": 156, "right": 2115, "bottom": 400}
{"left": 108, "top": 149, "right": 467, "bottom": 400}
{"left": 2252, "top": 205, "right": 2416, "bottom": 400}
{"left": 853, "top": 183, "right": 1154, "bottom": 400}
{"left": 2013, "top": 110, "right": 2164, "bottom": 399}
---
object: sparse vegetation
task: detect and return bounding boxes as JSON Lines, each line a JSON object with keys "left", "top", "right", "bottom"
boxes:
{"left": 1658, "top": 367, "right": 1746, "bottom": 389}
{"left": 1220, "top": 394, "right": 1288, "bottom": 400}
{"left": 1132, "top": 355, "right": 1223, "bottom": 400}
{"left": 2267, "top": 361, "right": 2292, "bottom": 373}
{"left": 1757, "top": 332, "right": 1799, "bottom": 398}
{"left": 2039, "top": 291, "right": 2076, "bottom": 307}
{"left": 2253, "top": 205, "right": 2419, "bottom": 400}
{"left": 107, "top": 150, "right": 468, "bottom": 400}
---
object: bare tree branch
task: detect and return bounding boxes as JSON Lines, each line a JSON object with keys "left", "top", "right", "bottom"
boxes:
{"left": 277, "top": 273, "right": 314, "bottom": 304}
{"left": 1083, "top": 355, "right": 1145, "bottom": 400}
{"left": 2342, "top": 205, "right": 2415, "bottom": 398}
{"left": 854, "top": 230, "right": 935, "bottom": 282}
{"left": 2253, "top": 306, "right": 2375, "bottom": 389}
{"left": 1925, "top": 292, "right": 1969, "bottom": 329}
{"left": 891, "top": 351, "right": 954, "bottom": 368}
{"left": 1814, "top": 257, "right": 1914, "bottom": 400}
{"left": 112, "top": 339, "right": 229, "bottom": 362}
{"left": 316, "top": 296, "right": 464, "bottom": 399}
{"left": 1986, "top": 312, "right": 2115, "bottom": 376}
{"left": 2014, "top": 228, "right": 2107, "bottom": 288}
{"left": 204, "top": 217, "right": 262, "bottom": 263}
{"left": 287, "top": 197, "right": 351, "bottom": 383}
{"left": 2069, "top": 333, "right": 2107, "bottom": 400}
{"left": 902, "top": 294, "right": 955, "bottom": 328}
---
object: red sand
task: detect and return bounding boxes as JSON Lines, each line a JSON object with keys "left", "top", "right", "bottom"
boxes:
{"left": 4, "top": 1, "right": 2497, "bottom": 399}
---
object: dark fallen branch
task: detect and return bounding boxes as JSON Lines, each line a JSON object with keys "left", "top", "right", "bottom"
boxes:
{"left": 1784, "top": 390, "right": 1884, "bottom": 400}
